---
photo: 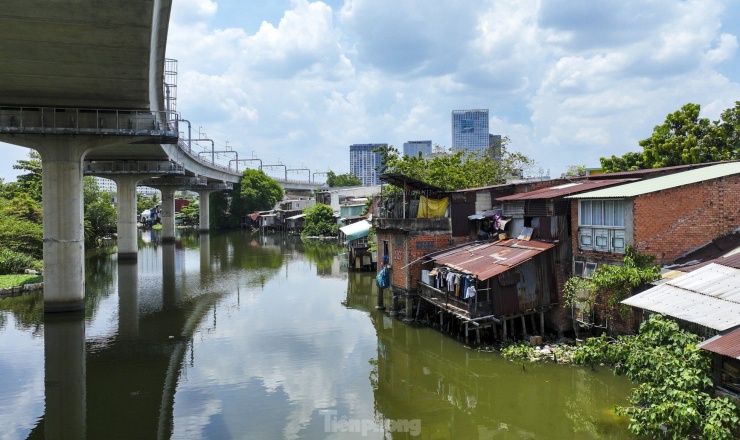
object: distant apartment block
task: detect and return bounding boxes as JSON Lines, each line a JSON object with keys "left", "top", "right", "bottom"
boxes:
{"left": 489, "top": 134, "right": 502, "bottom": 160}
{"left": 403, "top": 140, "right": 432, "bottom": 158}
{"left": 94, "top": 176, "right": 116, "bottom": 193}
{"left": 349, "top": 143, "right": 386, "bottom": 186}
{"left": 451, "top": 109, "right": 489, "bottom": 155}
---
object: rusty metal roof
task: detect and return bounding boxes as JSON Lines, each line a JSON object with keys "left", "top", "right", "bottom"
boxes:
{"left": 622, "top": 263, "right": 740, "bottom": 331}
{"left": 496, "top": 179, "right": 638, "bottom": 201}
{"left": 698, "top": 327, "right": 740, "bottom": 359}
{"left": 430, "top": 239, "right": 555, "bottom": 280}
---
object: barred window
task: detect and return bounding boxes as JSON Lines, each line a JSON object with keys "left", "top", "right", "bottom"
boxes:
{"left": 579, "top": 200, "right": 624, "bottom": 227}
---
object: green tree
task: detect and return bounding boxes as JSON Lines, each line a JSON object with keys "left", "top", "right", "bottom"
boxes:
{"left": 240, "top": 169, "right": 284, "bottom": 213}
{"left": 563, "top": 247, "right": 661, "bottom": 330}
{"left": 601, "top": 102, "right": 740, "bottom": 172}
{"left": 326, "top": 171, "right": 362, "bottom": 187}
{"left": 180, "top": 201, "right": 199, "bottom": 226}
{"left": 2, "top": 151, "right": 43, "bottom": 202}
{"left": 572, "top": 315, "right": 739, "bottom": 439}
{"left": 82, "top": 177, "right": 116, "bottom": 247}
{"left": 302, "top": 203, "right": 338, "bottom": 237}
{"left": 375, "top": 140, "right": 533, "bottom": 191}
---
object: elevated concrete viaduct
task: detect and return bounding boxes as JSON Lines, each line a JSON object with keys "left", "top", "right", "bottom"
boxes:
{"left": 0, "top": 0, "right": 242, "bottom": 312}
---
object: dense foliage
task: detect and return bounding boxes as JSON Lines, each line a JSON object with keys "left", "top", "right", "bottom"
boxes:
{"left": 601, "top": 102, "right": 740, "bottom": 172}
{"left": 572, "top": 315, "right": 739, "bottom": 439}
{"left": 375, "top": 141, "right": 533, "bottom": 190}
{"left": 563, "top": 247, "right": 661, "bottom": 327}
{"left": 0, "top": 153, "right": 118, "bottom": 274}
{"left": 240, "top": 169, "right": 284, "bottom": 213}
{"left": 301, "top": 203, "right": 338, "bottom": 237}
{"left": 326, "top": 171, "right": 362, "bottom": 187}
{"left": 83, "top": 177, "right": 116, "bottom": 247}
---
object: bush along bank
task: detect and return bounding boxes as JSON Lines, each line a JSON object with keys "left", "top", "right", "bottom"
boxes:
{"left": 500, "top": 315, "right": 739, "bottom": 440}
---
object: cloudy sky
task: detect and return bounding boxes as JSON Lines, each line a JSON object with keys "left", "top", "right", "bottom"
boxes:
{"left": 2, "top": 0, "right": 740, "bottom": 182}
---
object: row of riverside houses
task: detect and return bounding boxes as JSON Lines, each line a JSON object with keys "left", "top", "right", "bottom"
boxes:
{"left": 372, "top": 161, "right": 740, "bottom": 398}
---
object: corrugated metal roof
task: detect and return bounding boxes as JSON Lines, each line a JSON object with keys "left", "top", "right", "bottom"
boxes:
{"left": 496, "top": 179, "right": 638, "bottom": 201}
{"left": 431, "top": 239, "right": 555, "bottom": 281}
{"left": 567, "top": 162, "right": 740, "bottom": 199}
{"left": 339, "top": 219, "right": 371, "bottom": 241}
{"left": 698, "top": 327, "right": 740, "bottom": 359}
{"left": 622, "top": 263, "right": 740, "bottom": 331}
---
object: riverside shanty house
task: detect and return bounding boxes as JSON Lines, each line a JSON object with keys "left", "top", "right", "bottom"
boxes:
{"left": 373, "top": 173, "right": 455, "bottom": 321}
{"left": 339, "top": 218, "right": 374, "bottom": 270}
{"left": 418, "top": 238, "right": 557, "bottom": 342}
{"left": 495, "top": 177, "right": 639, "bottom": 335}
{"left": 374, "top": 173, "right": 567, "bottom": 342}
{"left": 562, "top": 161, "right": 740, "bottom": 334}
{"left": 622, "top": 252, "right": 740, "bottom": 401}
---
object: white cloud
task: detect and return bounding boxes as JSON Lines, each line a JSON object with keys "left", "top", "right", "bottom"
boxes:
{"left": 2, "top": 0, "right": 739, "bottom": 181}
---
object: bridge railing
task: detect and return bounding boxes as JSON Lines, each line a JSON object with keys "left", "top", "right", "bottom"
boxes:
{"left": 175, "top": 137, "right": 237, "bottom": 174}
{"left": 0, "top": 106, "right": 179, "bottom": 139}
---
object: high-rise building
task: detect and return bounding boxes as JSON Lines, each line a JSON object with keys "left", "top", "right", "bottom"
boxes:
{"left": 403, "top": 140, "right": 432, "bottom": 158}
{"left": 489, "top": 134, "right": 502, "bottom": 161}
{"left": 451, "top": 109, "right": 489, "bottom": 155}
{"left": 349, "top": 144, "right": 386, "bottom": 186}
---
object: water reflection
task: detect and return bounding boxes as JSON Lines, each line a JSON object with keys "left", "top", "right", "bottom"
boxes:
{"left": 0, "top": 230, "right": 637, "bottom": 439}
{"left": 44, "top": 312, "right": 85, "bottom": 440}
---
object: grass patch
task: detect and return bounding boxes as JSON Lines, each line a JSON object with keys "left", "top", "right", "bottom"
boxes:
{"left": 0, "top": 274, "right": 43, "bottom": 289}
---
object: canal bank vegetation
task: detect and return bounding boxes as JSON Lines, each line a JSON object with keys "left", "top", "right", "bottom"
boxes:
{"left": 501, "top": 315, "right": 740, "bottom": 440}
{"left": 0, "top": 153, "right": 118, "bottom": 283}
{"left": 302, "top": 203, "right": 338, "bottom": 237}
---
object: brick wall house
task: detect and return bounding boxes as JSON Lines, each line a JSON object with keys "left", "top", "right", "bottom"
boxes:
{"left": 568, "top": 162, "right": 740, "bottom": 270}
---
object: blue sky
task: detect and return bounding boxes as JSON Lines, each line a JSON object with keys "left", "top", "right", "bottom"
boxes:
{"left": 2, "top": 0, "right": 740, "bottom": 182}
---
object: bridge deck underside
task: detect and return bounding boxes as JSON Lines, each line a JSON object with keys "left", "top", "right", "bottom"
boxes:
{"left": 0, "top": 0, "right": 154, "bottom": 109}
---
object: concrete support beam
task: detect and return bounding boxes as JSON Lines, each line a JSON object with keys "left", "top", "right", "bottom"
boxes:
{"left": 158, "top": 187, "right": 176, "bottom": 243}
{"left": 36, "top": 143, "right": 89, "bottom": 312}
{"left": 196, "top": 189, "right": 212, "bottom": 232}
{"left": 110, "top": 175, "right": 140, "bottom": 259}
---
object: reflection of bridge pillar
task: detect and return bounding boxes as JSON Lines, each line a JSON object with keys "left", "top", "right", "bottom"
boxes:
{"left": 162, "top": 243, "right": 178, "bottom": 309}
{"left": 159, "top": 187, "right": 176, "bottom": 243}
{"left": 44, "top": 312, "right": 86, "bottom": 440}
{"left": 200, "top": 233, "right": 211, "bottom": 274}
{"left": 118, "top": 260, "right": 139, "bottom": 338}
{"left": 196, "top": 189, "right": 213, "bottom": 232}
{"left": 37, "top": 143, "right": 90, "bottom": 312}
{"left": 111, "top": 175, "right": 140, "bottom": 259}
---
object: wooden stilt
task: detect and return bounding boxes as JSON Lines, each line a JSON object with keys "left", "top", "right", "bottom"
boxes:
{"left": 529, "top": 313, "right": 536, "bottom": 335}
{"left": 540, "top": 312, "right": 545, "bottom": 336}
{"left": 503, "top": 318, "right": 507, "bottom": 340}
{"left": 521, "top": 315, "right": 527, "bottom": 337}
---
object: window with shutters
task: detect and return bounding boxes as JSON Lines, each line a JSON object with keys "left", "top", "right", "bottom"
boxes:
{"left": 578, "top": 199, "right": 626, "bottom": 253}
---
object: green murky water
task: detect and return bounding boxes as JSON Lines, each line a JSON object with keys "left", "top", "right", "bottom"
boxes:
{"left": 0, "top": 230, "right": 636, "bottom": 439}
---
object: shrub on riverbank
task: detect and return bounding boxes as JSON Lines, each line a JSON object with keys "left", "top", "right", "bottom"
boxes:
{"left": 0, "top": 248, "right": 41, "bottom": 275}
{"left": 500, "top": 315, "right": 739, "bottom": 439}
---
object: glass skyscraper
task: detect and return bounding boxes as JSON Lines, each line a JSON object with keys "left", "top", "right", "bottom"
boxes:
{"left": 349, "top": 143, "right": 385, "bottom": 186}
{"left": 451, "top": 109, "right": 489, "bottom": 155}
{"left": 403, "top": 140, "right": 432, "bottom": 158}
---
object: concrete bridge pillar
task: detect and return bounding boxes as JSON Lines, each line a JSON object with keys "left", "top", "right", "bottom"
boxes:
{"left": 110, "top": 175, "right": 141, "bottom": 259}
{"left": 36, "top": 143, "right": 90, "bottom": 312}
{"left": 196, "top": 189, "right": 213, "bottom": 232}
{"left": 158, "top": 187, "right": 176, "bottom": 243}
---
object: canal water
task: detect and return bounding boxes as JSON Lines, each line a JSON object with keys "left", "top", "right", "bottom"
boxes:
{"left": 0, "top": 230, "right": 637, "bottom": 439}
